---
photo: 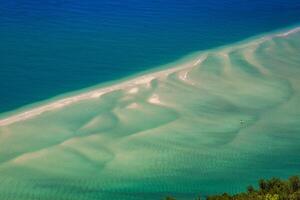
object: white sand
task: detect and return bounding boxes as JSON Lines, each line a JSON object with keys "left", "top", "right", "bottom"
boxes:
{"left": 179, "top": 70, "right": 189, "bottom": 81}
{"left": 1, "top": 26, "right": 299, "bottom": 127}
{"left": 277, "top": 27, "right": 300, "bottom": 37}
{"left": 148, "top": 94, "right": 161, "bottom": 105}
{"left": 0, "top": 56, "right": 205, "bottom": 127}
{"left": 128, "top": 87, "right": 139, "bottom": 94}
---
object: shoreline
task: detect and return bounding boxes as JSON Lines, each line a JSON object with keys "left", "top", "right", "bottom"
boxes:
{"left": 1, "top": 24, "right": 300, "bottom": 127}
{"left": 0, "top": 55, "right": 207, "bottom": 126}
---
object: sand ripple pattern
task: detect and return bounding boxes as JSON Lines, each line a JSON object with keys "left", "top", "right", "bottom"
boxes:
{"left": 0, "top": 28, "right": 300, "bottom": 200}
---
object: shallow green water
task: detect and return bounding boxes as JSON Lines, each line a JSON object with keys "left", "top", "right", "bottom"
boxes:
{"left": 0, "top": 30, "right": 300, "bottom": 200}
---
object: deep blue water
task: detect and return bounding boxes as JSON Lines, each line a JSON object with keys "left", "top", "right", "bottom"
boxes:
{"left": 1, "top": 0, "right": 300, "bottom": 113}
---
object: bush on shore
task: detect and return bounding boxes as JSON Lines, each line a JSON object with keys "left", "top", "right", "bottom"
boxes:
{"left": 164, "top": 175, "right": 300, "bottom": 200}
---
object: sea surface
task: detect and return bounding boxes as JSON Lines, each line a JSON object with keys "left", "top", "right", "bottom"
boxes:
{"left": 1, "top": 25, "right": 300, "bottom": 200}
{"left": 1, "top": 1, "right": 300, "bottom": 200}
{"left": 1, "top": 0, "right": 300, "bottom": 113}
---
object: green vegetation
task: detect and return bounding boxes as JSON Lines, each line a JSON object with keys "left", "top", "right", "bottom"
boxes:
{"left": 165, "top": 176, "right": 300, "bottom": 200}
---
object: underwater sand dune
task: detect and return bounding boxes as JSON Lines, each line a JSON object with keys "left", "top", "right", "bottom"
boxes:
{"left": 0, "top": 27, "right": 300, "bottom": 200}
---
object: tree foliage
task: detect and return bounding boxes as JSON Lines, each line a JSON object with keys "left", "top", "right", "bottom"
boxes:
{"left": 164, "top": 175, "right": 300, "bottom": 200}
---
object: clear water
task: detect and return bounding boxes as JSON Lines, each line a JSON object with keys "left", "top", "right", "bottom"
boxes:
{"left": 1, "top": 0, "right": 300, "bottom": 112}
{"left": 0, "top": 29, "right": 300, "bottom": 199}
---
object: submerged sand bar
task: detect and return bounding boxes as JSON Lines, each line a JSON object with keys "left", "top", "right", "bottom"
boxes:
{"left": 1, "top": 25, "right": 300, "bottom": 200}
{"left": 0, "top": 56, "right": 206, "bottom": 127}
{"left": 0, "top": 26, "right": 299, "bottom": 127}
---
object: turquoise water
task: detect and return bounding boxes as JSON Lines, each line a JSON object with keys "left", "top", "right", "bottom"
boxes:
{"left": 0, "top": 28, "right": 300, "bottom": 199}
{"left": 1, "top": 0, "right": 300, "bottom": 112}
{"left": 1, "top": 1, "right": 300, "bottom": 199}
